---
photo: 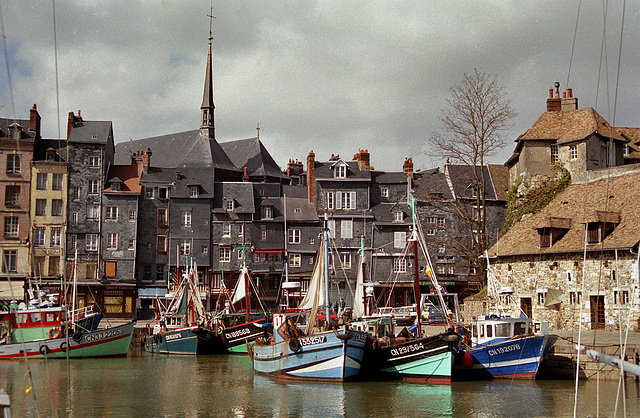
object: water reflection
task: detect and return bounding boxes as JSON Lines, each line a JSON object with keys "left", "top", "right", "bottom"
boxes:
{"left": 1, "top": 354, "right": 639, "bottom": 417}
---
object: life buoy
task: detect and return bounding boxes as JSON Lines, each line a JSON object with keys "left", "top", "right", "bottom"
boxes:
{"left": 289, "top": 338, "right": 301, "bottom": 353}
{"left": 48, "top": 327, "right": 61, "bottom": 339}
{"left": 39, "top": 345, "right": 50, "bottom": 355}
{"left": 72, "top": 332, "right": 83, "bottom": 342}
{"left": 60, "top": 342, "right": 68, "bottom": 352}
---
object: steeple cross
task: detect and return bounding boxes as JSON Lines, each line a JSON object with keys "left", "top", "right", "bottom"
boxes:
{"left": 207, "top": 6, "right": 216, "bottom": 41}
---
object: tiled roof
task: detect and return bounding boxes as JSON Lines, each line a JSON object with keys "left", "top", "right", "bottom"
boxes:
{"left": 519, "top": 107, "right": 624, "bottom": 144}
{"left": 489, "top": 172, "right": 640, "bottom": 256}
{"left": 105, "top": 164, "right": 142, "bottom": 193}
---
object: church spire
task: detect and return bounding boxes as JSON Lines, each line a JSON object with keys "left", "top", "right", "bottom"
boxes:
{"left": 201, "top": 8, "right": 215, "bottom": 140}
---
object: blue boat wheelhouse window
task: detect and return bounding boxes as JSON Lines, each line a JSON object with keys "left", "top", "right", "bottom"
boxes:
{"left": 514, "top": 322, "right": 527, "bottom": 335}
{"left": 486, "top": 325, "right": 492, "bottom": 338}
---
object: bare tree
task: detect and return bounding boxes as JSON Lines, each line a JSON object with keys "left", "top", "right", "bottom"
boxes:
{"left": 428, "top": 69, "right": 516, "bottom": 287}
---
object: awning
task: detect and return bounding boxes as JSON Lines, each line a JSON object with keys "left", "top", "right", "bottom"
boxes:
{"left": 137, "top": 287, "right": 168, "bottom": 298}
{"left": 0, "top": 280, "right": 24, "bottom": 300}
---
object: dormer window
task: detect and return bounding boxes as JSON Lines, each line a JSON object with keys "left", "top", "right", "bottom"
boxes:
{"left": 111, "top": 182, "right": 121, "bottom": 192}
{"left": 46, "top": 149, "right": 55, "bottom": 161}
{"left": 262, "top": 206, "right": 273, "bottom": 220}
{"left": 537, "top": 217, "right": 571, "bottom": 248}
{"left": 381, "top": 187, "right": 389, "bottom": 198}
{"left": 394, "top": 211, "right": 403, "bottom": 222}
{"left": 225, "top": 199, "right": 235, "bottom": 211}
{"left": 335, "top": 164, "right": 347, "bottom": 178}
{"left": 190, "top": 185, "right": 199, "bottom": 198}
{"left": 585, "top": 211, "right": 619, "bottom": 244}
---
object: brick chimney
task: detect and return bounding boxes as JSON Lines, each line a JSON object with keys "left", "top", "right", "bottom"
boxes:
{"left": 328, "top": 154, "right": 340, "bottom": 161}
{"left": 66, "top": 110, "right": 83, "bottom": 139}
{"left": 561, "top": 88, "right": 578, "bottom": 111}
{"left": 243, "top": 167, "right": 250, "bottom": 182}
{"left": 307, "top": 150, "right": 316, "bottom": 203}
{"left": 353, "top": 149, "right": 371, "bottom": 171}
{"left": 403, "top": 158, "right": 414, "bottom": 178}
{"left": 286, "top": 159, "right": 304, "bottom": 177}
{"left": 29, "top": 104, "right": 41, "bottom": 139}
{"left": 546, "top": 83, "right": 562, "bottom": 112}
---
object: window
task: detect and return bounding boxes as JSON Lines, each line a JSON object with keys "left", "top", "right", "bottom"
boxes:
{"left": 426, "top": 217, "right": 437, "bottom": 224}
{"left": 220, "top": 246, "right": 231, "bottom": 262}
{"left": 394, "top": 231, "right": 406, "bottom": 248}
{"left": 550, "top": 144, "right": 559, "bottom": 163}
{"left": 337, "top": 191, "right": 356, "bottom": 210}
{"left": 381, "top": 187, "right": 389, "bottom": 198}
{"left": 238, "top": 224, "right": 245, "bottom": 238}
{"left": 341, "top": 220, "right": 353, "bottom": 239}
{"left": 4, "top": 217, "right": 18, "bottom": 238}
{"left": 107, "top": 233, "right": 118, "bottom": 250}
{"left": 569, "top": 291, "right": 582, "bottom": 304}
{"left": 143, "top": 265, "right": 152, "bottom": 281}
{"left": 624, "top": 143, "right": 631, "bottom": 156}
{"left": 2, "top": 250, "right": 17, "bottom": 272}
{"left": 34, "top": 228, "right": 46, "bottom": 246}
{"left": 145, "top": 187, "right": 154, "bottom": 199}
{"left": 336, "top": 165, "right": 347, "bottom": 178}
{"left": 86, "top": 234, "right": 98, "bottom": 251}
{"left": 427, "top": 228, "right": 437, "bottom": 236}
{"left": 72, "top": 186, "right": 80, "bottom": 200}
{"left": 437, "top": 218, "right": 446, "bottom": 229}
{"left": 537, "top": 291, "right": 546, "bottom": 305}
{"left": 87, "top": 205, "right": 99, "bottom": 220}
{"left": 614, "top": 290, "right": 629, "bottom": 305}
{"left": 52, "top": 173, "right": 63, "bottom": 191}
{"left": 393, "top": 258, "right": 406, "bottom": 273}
{"left": 157, "top": 235, "right": 167, "bottom": 253}
{"left": 260, "top": 225, "right": 267, "bottom": 240}
{"left": 6, "top": 154, "right": 20, "bottom": 174}
{"left": 35, "top": 199, "right": 46, "bottom": 216}
{"left": 69, "top": 235, "right": 77, "bottom": 250}
{"left": 5, "top": 186, "right": 19, "bottom": 207}
{"left": 180, "top": 240, "right": 191, "bottom": 255}
{"left": 71, "top": 212, "right": 78, "bottom": 224}
{"left": 394, "top": 211, "right": 403, "bottom": 222}
{"left": 225, "top": 200, "right": 234, "bottom": 211}
{"left": 308, "top": 256, "right": 314, "bottom": 265}
{"left": 129, "top": 210, "right": 136, "bottom": 222}
{"left": 111, "top": 182, "right": 121, "bottom": 192}
{"left": 182, "top": 210, "right": 192, "bottom": 227}
{"left": 190, "top": 185, "right": 199, "bottom": 197}
{"left": 447, "top": 266, "right": 455, "bottom": 275}
{"left": 158, "top": 187, "right": 168, "bottom": 200}
{"left": 50, "top": 228, "right": 61, "bottom": 247}
{"left": 128, "top": 239, "right": 135, "bottom": 250}
{"left": 262, "top": 206, "right": 273, "bottom": 220}
{"left": 36, "top": 173, "right": 47, "bottom": 190}
{"left": 327, "top": 220, "right": 336, "bottom": 239}
{"left": 51, "top": 199, "right": 63, "bottom": 216}
{"left": 340, "top": 252, "right": 351, "bottom": 268}
{"left": 288, "top": 229, "right": 301, "bottom": 244}
{"left": 202, "top": 245, "right": 208, "bottom": 254}
{"left": 289, "top": 253, "right": 301, "bottom": 267}
{"left": 570, "top": 145, "right": 577, "bottom": 160}
{"left": 88, "top": 179, "right": 100, "bottom": 195}
{"left": 105, "top": 261, "right": 117, "bottom": 278}
{"left": 223, "top": 223, "right": 231, "bottom": 237}
{"left": 89, "top": 156, "right": 100, "bottom": 167}
{"left": 157, "top": 208, "right": 167, "bottom": 226}
{"left": 438, "top": 244, "right": 446, "bottom": 254}
{"left": 326, "top": 192, "right": 334, "bottom": 210}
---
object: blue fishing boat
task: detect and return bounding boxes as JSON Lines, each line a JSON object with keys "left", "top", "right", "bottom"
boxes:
{"left": 454, "top": 315, "right": 550, "bottom": 379}
{"left": 145, "top": 264, "right": 225, "bottom": 355}
{"left": 251, "top": 211, "right": 369, "bottom": 381}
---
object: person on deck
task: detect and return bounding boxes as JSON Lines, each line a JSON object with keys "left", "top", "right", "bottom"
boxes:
{"left": 338, "top": 298, "right": 345, "bottom": 317}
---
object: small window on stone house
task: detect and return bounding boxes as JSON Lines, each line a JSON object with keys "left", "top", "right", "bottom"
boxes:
{"left": 225, "top": 199, "right": 235, "bottom": 211}
{"left": 190, "top": 185, "right": 199, "bottom": 198}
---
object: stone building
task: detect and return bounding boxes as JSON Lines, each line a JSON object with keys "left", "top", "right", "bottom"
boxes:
{"left": 487, "top": 171, "right": 640, "bottom": 331}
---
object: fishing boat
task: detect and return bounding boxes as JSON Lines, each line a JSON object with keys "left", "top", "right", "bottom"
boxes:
{"left": 0, "top": 313, "right": 134, "bottom": 359}
{"left": 251, "top": 211, "right": 369, "bottom": 381}
{"left": 216, "top": 265, "right": 271, "bottom": 354}
{"left": 144, "top": 262, "right": 226, "bottom": 355}
{"left": 453, "top": 257, "right": 551, "bottom": 379}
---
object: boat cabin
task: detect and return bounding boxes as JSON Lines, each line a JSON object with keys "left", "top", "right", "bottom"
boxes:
{"left": 470, "top": 316, "right": 548, "bottom": 347}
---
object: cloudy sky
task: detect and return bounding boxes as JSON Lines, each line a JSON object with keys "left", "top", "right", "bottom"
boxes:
{"left": 1, "top": 1, "right": 638, "bottom": 172}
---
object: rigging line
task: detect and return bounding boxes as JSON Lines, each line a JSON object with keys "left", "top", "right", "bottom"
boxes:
{"left": 610, "top": 0, "right": 626, "bottom": 128}
{"left": 52, "top": 0, "right": 61, "bottom": 140}
{"left": 565, "top": 0, "right": 583, "bottom": 89}
{"left": 594, "top": 0, "right": 611, "bottom": 118}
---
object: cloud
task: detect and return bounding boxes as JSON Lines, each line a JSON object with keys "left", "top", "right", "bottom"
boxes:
{"left": 1, "top": 1, "right": 638, "bottom": 172}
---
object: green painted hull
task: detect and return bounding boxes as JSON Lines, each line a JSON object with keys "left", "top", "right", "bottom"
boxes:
{"left": 379, "top": 351, "right": 453, "bottom": 383}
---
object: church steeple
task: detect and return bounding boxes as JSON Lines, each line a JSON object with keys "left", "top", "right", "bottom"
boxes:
{"left": 201, "top": 9, "right": 215, "bottom": 140}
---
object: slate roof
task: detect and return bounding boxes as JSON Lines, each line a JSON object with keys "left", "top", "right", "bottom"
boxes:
{"left": 445, "top": 164, "right": 505, "bottom": 201}
{"left": 170, "top": 167, "right": 215, "bottom": 199}
{"left": 412, "top": 170, "right": 453, "bottom": 201}
{"left": 67, "top": 120, "right": 113, "bottom": 144}
{"left": 219, "top": 137, "right": 285, "bottom": 179}
{"left": 284, "top": 197, "right": 318, "bottom": 222}
{"left": 105, "top": 164, "right": 142, "bottom": 194}
{"left": 212, "top": 182, "right": 254, "bottom": 214}
{"left": 371, "top": 171, "right": 411, "bottom": 184}
{"left": 114, "top": 130, "right": 238, "bottom": 172}
{"left": 489, "top": 172, "right": 640, "bottom": 256}
{"left": 0, "top": 117, "right": 36, "bottom": 140}
{"left": 371, "top": 202, "right": 410, "bottom": 225}
{"left": 282, "top": 184, "right": 308, "bottom": 199}
{"left": 313, "top": 160, "right": 372, "bottom": 181}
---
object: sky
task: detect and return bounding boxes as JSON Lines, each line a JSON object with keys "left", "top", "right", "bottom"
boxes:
{"left": 1, "top": 1, "right": 639, "bottom": 172}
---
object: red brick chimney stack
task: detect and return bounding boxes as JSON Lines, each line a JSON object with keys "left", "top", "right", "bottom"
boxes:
{"left": 307, "top": 150, "right": 316, "bottom": 203}
{"left": 286, "top": 159, "right": 303, "bottom": 177}
{"left": 29, "top": 104, "right": 41, "bottom": 139}
{"left": 243, "top": 167, "right": 250, "bottom": 182}
{"left": 547, "top": 83, "right": 578, "bottom": 112}
{"left": 66, "top": 110, "right": 84, "bottom": 139}
{"left": 353, "top": 149, "right": 371, "bottom": 171}
{"left": 403, "top": 158, "right": 414, "bottom": 178}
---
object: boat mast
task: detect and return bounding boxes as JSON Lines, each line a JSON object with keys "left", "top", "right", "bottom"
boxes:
{"left": 410, "top": 197, "right": 422, "bottom": 338}
{"left": 283, "top": 194, "right": 289, "bottom": 308}
{"left": 242, "top": 234, "right": 251, "bottom": 323}
{"left": 323, "top": 210, "right": 331, "bottom": 321}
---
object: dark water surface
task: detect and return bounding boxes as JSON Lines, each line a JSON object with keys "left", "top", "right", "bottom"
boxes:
{"left": 2, "top": 348, "right": 640, "bottom": 417}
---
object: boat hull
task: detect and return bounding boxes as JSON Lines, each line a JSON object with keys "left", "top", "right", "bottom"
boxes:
{"left": 367, "top": 333, "right": 460, "bottom": 384}
{"left": 453, "top": 334, "right": 549, "bottom": 379}
{"left": 144, "top": 327, "right": 226, "bottom": 355}
{"left": 222, "top": 318, "right": 269, "bottom": 354}
{"left": 0, "top": 322, "right": 135, "bottom": 359}
{"left": 252, "top": 330, "right": 369, "bottom": 381}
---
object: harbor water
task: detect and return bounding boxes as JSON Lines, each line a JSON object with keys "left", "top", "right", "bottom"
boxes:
{"left": 2, "top": 348, "right": 640, "bottom": 417}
